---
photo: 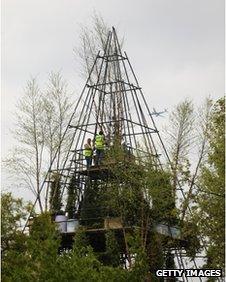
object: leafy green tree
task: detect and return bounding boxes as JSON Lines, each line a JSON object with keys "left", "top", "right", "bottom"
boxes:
{"left": 80, "top": 179, "right": 106, "bottom": 228}
{"left": 49, "top": 172, "right": 62, "bottom": 215}
{"left": 195, "top": 97, "right": 225, "bottom": 269}
{"left": 3, "top": 72, "right": 73, "bottom": 212}
{"left": 144, "top": 167, "right": 177, "bottom": 223}
{"left": 146, "top": 232, "right": 164, "bottom": 273}
{"left": 1, "top": 192, "right": 31, "bottom": 252}
{"left": 103, "top": 230, "right": 121, "bottom": 267}
{"left": 72, "top": 226, "right": 90, "bottom": 256}
{"left": 165, "top": 99, "right": 195, "bottom": 193}
{"left": 1, "top": 193, "right": 31, "bottom": 281}
{"left": 26, "top": 213, "right": 61, "bottom": 281}
{"left": 2, "top": 202, "right": 137, "bottom": 282}
{"left": 2, "top": 212, "right": 61, "bottom": 282}
{"left": 181, "top": 220, "right": 201, "bottom": 258}
{"left": 66, "top": 174, "right": 78, "bottom": 218}
{"left": 127, "top": 230, "right": 150, "bottom": 281}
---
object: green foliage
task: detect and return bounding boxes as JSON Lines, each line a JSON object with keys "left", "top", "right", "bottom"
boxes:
{"left": 2, "top": 208, "right": 135, "bottom": 281}
{"left": 66, "top": 174, "right": 78, "bottom": 218}
{"left": 2, "top": 212, "right": 60, "bottom": 281}
{"left": 103, "top": 230, "right": 121, "bottom": 267}
{"left": 144, "top": 167, "right": 177, "bottom": 223}
{"left": 146, "top": 232, "right": 164, "bottom": 272}
{"left": 49, "top": 173, "right": 62, "bottom": 214}
{"left": 27, "top": 214, "right": 61, "bottom": 281}
{"left": 79, "top": 144, "right": 179, "bottom": 279}
{"left": 4, "top": 73, "right": 73, "bottom": 212}
{"left": 1, "top": 192, "right": 31, "bottom": 252}
{"left": 166, "top": 99, "right": 194, "bottom": 190}
{"left": 181, "top": 220, "right": 201, "bottom": 258}
{"left": 3, "top": 130, "right": 195, "bottom": 281}
{"left": 72, "top": 227, "right": 90, "bottom": 256}
{"left": 195, "top": 98, "right": 225, "bottom": 269}
{"left": 80, "top": 180, "right": 106, "bottom": 228}
{"left": 127, "top": 230, "right": 149, "bottom": 281}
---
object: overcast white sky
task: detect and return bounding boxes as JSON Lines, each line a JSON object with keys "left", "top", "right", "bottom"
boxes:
{"left": 1, "top": 0, "right": 224, "bottom": 197}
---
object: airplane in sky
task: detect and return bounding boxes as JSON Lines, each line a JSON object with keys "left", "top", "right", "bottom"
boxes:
{"left": 150, "top": 108, "right": 167, "bottom": 117}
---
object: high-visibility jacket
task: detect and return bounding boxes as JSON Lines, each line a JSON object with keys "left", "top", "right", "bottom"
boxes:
{"left": 84, "top": 144, "right": 92, "bottom": 157}
{"left": 95, "top": 134, "right": 104, "bottom": 150}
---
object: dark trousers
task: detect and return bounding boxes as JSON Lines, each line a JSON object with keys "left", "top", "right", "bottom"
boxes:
{"left": 85, "top": 156, "right": 92, "bottom": 168}
{"left": 95, "top": 149, "right": 104, "bottom": 165}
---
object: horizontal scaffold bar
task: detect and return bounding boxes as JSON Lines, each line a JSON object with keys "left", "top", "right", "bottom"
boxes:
{"left": 69, "top": 118, "right": 157, "bottom": 132}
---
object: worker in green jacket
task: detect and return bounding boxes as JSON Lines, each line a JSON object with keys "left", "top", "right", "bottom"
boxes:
{"left": 84, "top": 138, "right": 93, "bottom": 168}
{"left": 94, "top": 131, "right": 105, "bottom": 165}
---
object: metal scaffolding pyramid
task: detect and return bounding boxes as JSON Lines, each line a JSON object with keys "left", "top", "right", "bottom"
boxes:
{"left": 33, "top": 27, "right": 170, "bottom": 213}
{"left": 24, "top": 27, "right": 210, "bottom": 281}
